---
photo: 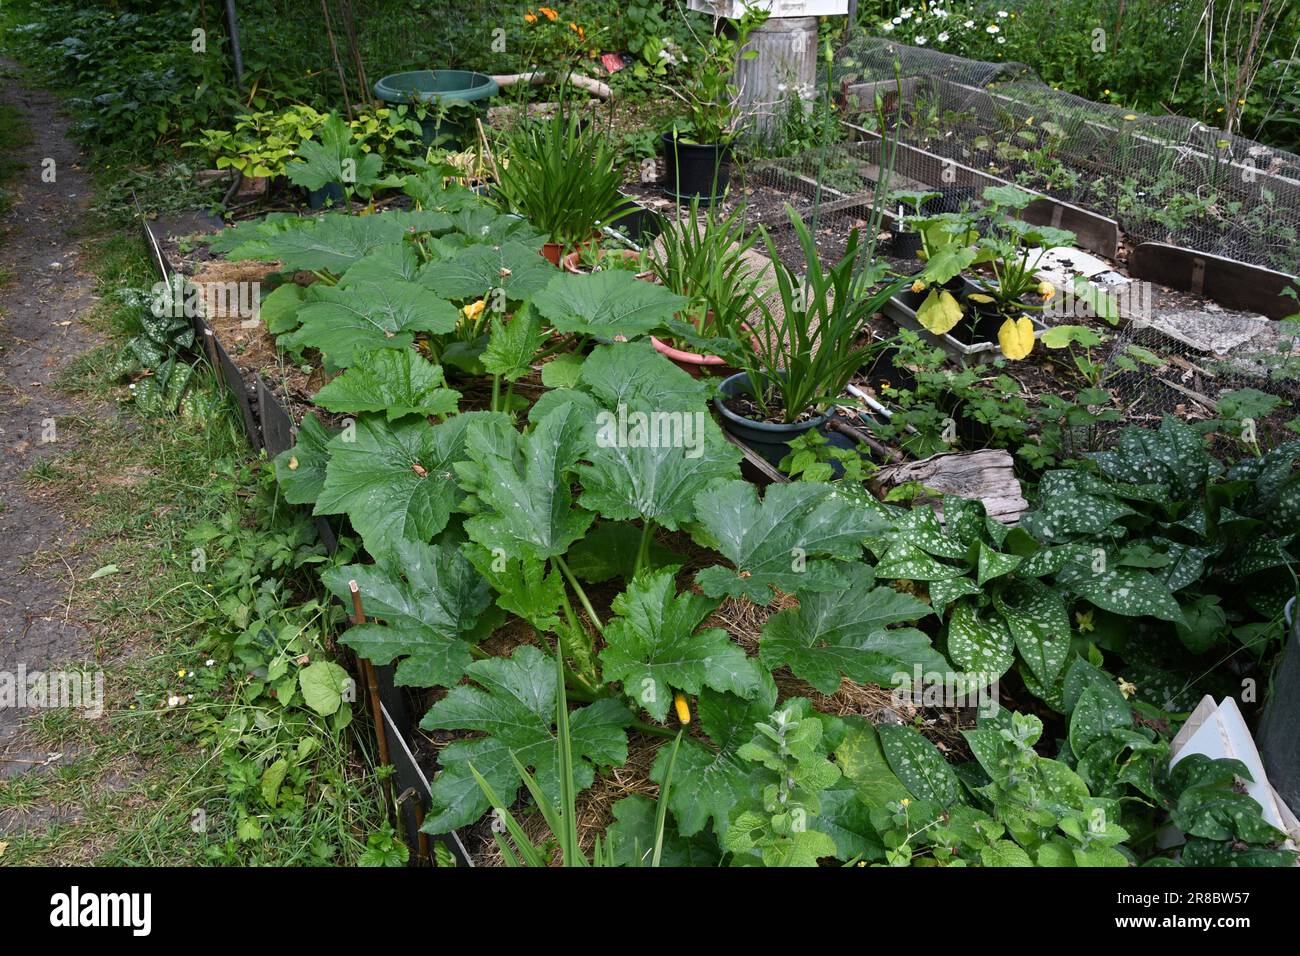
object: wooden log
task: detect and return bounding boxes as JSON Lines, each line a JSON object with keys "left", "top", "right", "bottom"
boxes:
{"left": 869, "top": 448, "right": 1028, "bottom": 525}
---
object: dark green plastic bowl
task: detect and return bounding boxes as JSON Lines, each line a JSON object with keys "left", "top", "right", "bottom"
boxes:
{"left": 372, "top": 70, "right": 498, "bottom": 146}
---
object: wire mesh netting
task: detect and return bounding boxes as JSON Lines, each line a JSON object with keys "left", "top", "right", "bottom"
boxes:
{"left": 829, "top": 36, "right": 1300, "bottom": 275}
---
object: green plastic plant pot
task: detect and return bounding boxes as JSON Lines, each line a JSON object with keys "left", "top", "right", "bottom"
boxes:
{"left": 372, "top": 70, "right": 498, "bottom": 147}
{"left": 714, "top": 371, "right": 829, "bottom": 467}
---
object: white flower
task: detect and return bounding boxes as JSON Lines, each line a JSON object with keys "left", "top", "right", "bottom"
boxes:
{"left": 937, "top": 31, "right": 949, "bottom": 42}
{"left": 882, "top": 21, "right": 894, "bottom": 31}
{"left": 997, "top": 9, "right": 1009, "bottom": 17}
{"left": 915, "top": 36, "right": 927, "bottom": 45}
{"left": 996, "top": 35, "right": 1006, "bottom": 44}
{"left": 934, "top": 8, "right": 949, "bottom": 17}
{"left": 205, "top": 659, "right": 215, "bottom": 667}
{"left": 900, "top": 7, "right": 913, "bottom": 17}
{"left": 892, "top": 16, "right": 902, "bottom": 23}
{"left": 965, "top": 20, "right": 975, "bottom": 28}
{"left": 986, "top": 24, "right": 1000, "bottom": 33}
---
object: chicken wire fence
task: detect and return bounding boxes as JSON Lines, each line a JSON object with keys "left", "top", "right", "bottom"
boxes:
{"left": 829, "top": 36, "right": 1300, "bottom": 275}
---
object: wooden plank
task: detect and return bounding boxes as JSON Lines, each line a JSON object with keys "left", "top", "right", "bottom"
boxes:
{"left": 869, "top": 448, "right": 1028, "bottom": 525}
{"left": 844, "top": 124, "right": 1120, "bottom": 257}
{"left": 1128, "top": 242, "right": 1296, "bottom": 320}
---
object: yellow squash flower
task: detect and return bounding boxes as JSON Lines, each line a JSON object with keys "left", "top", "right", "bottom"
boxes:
{"left": 998, "top": 315, "right": 1035, "bottom": 360}
{"left": 911, "top": 279, "right": 926, "bottom": 294}
{"left": 462, "top": 299, "right": 486, "bottom": 320}
{"left": 1037, "top": 280, "right": 1055, "bottom": 300}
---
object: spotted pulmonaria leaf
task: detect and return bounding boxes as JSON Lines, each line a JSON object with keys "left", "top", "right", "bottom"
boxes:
{"left": 993, "top": 578, "right": 1071, "bottom": 687}
{"left": 946, "top": 601, "right": 1015, "bottom": 679}
{"left": 759, "top": 564, "right": 940, "bottom": 695}
{"left": 876, "top": 724, "right": 961, "bottom": 809}
{"left": 693, "top": 480, "right": 890, "bottom": 604}
{"left": 875, "top": 543, "right": 962, "bottom": 582}
{"left": 1057, "top": 561, "right": 1185, "bottom": 624}
{"left": 600, "top": 570, "right": 764, "bottom": 723}
{"left": 312, "top": 348, "right": 460, "bottom": 421}
{"left": 419, "top": 645, "right": 632, "bottom": 834}
{"left": 976, "top": 541, "right": 1021, "bottom": 585}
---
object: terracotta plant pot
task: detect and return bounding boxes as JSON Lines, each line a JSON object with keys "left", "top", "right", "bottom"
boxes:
{"left": 541, "top": 242, "right": 564, "bottom": 266}
{"left": 650, "top": 317, "right": 752, "bottom": 378}
{"left": 561, "top": 248, "right": 648, "bottom": 276}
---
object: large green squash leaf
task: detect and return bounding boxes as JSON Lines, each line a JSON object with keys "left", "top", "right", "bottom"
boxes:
{"left": 337, "top": 242, "right": 422, "bottom": 287}
{"left": 280, "top": 279, "right": 458, "bottom": 366}
{"left": 273, "top": 412, "right": 333, "bottom": 505}
{"left": 531, "top": 270, "right": 688, "bottom": 339}
{"left": 419, "top": 644, "right": 632, "bottom": 834}
{"left": 419, "top": 240, "right": 557, "bottom": 302}
{"left": 322, "top": 539, "right": 496, "bottom": 688}
{"left": 759, "top": 564, "right": 941, "bottom": 695}
{"left": 248, "top": 213, "right": 409, "bottom": 272}
{"left": 649, "top": 680, "right": 777, "bottom": 838}
{"left": 693, "top": 481, "right": 889, "bottom": 604}
{"left": 577, "top": 342, "right": 713, "bottom": 413}
{"left": 600, "top": 570, "right": 764, "bottom": 723}
{"left": 605, "top": 794, "right": 722, "bottom": 867}
{"left": 480, "top": 306, "right": 544, "bottom": 382}
{"left": 312, "top": 348, "right": 460, "bottom": 421}
{"left": 314, "top": 412, "right": 497, "bottom": 560}
{"left": 456, "top": 401, "right": 594, "bottom": 560}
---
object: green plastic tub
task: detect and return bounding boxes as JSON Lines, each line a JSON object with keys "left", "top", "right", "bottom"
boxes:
{"left": 372, "top": 70, "right": 498, "bottom": 147}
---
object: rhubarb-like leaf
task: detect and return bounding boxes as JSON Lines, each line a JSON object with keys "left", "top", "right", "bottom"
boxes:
{"left": 419, "top": 240, "right": 557, "bottom": 302}
{"left": 322, "top": 539, "right": 495, "bottom": 688}
{"left": 273, "top": 412, "right": 333, "bottom": 505}
{"left": 456, "top": 401, "right": 594, "bottom": 560}
{"left": 600, "top": 570, "right": 764, "bottom": 723}
{"left": 259, "top": 282, "right": 306, "bottom": 334}
{"left": 531, "top": 270, "right": 687, "bottom": 339}
{"left": 694, "top": 481, "right": 890, "bottom": 604}
{"left": 650, "top": 681, "right": 777, "bottom": 837}
{"left": 280, "top": 279, "right": 458, "bottom": 366}
{"left": 314, "top": 412, "right": 498, "bottom": 560}
{"left": 312, "top": 348, "right": 460, "bottom": 421}
{"left": 759, "top": 564, "right": 941, "bottom": 695}
{"left": 337, "top": 242, "right": 422, "bottom": 287}
{"left": 419, "top": 644, "right": 632, "bottom": 834}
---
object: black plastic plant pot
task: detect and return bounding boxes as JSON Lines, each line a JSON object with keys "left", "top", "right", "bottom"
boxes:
{"left": 891, "top": 222, "right": 923, "bottom": 259}
{"left": 306, "top": 182, "right": 344, "bottom": 210}
{"left": 714, "top": 371, "right": 829, "bottom": 467}
{"left": 607, "top": 201, "right": 664, "bottom": 246}
{"left": 926, "top": 185, "right": 980, "bottom": 215}
{"left": 662, "top": 133, "right": 732, "bottom": 205}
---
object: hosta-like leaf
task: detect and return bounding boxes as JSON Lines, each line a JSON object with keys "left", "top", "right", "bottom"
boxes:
{"left": 456, "top": 401, "right": 594, "bottom": 560}
{"left": 650, "top": 681, "right": 777, "bottom": 838}
{"left": 312, "top": 348, "right": 460, "bottom": 421}
{"left": 759, "top": 564, "right": 940, "bottom": 695}
{"left": 322, "top": 539, "right": 495, "bottom": 688}
{"left": 946, "top": 601, "right": 1015, "bottom": 678}
{"left": 877, "top": 724, "right": 961, "bottom": 809}
{"left": 694, "top": 481, "right": 888, "bottom": 604}
{"left": 601, "top": 570, "right": 764, "bottom": 723}
{"left": 280, "top": 279, "right": 458, "bottom": 366}
{"left": 315, "top": 412, "right": 496, "bottom": 560}
{"left": 419, "top": 644, "right": 632, "bottom": 834}
{"left": 531, "top": 270, "right": 688, "bottom": 340}
{"left": 419, "top": 240, "right": 557, "bottom": 302}
{"left": 993, "top": 578, "right": 1071, "bottom": 687}
{"left": 273, "top": 412, "right": 333, "bottom": 505}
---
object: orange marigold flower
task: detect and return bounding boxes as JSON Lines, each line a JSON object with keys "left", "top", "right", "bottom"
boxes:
{"left": 539, "top": 6, "right": 558, "bottom": 20}
{"left": 524, "top": 11, "right": 537, "bottom": 22}
{"left": 569, "top": 21, "right": 584, "bottom": 39}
